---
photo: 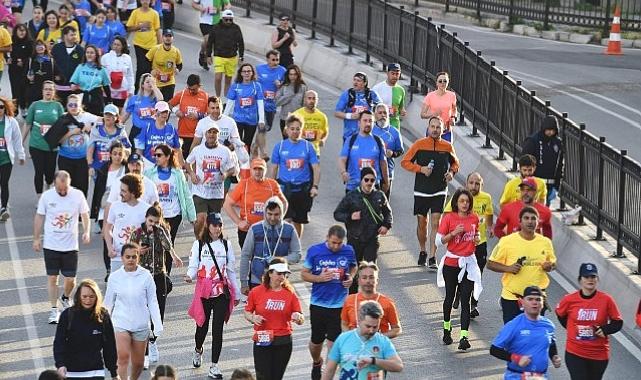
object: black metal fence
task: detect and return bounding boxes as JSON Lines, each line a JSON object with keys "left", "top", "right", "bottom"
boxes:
{"left": 231, "top": 0, "right": 641, "bottom": 271}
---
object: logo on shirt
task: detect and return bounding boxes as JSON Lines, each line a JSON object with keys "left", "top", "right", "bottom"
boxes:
{"left": 52, "top": 213, "right": 72, "bottom": 229}
{"left": 265, "top": 298, "right": 286, "bottom": 311}
{"left": 577, "top": 308, "right": 598, "bottom": 321}
{"left": 519, "top": 329, "right": 531, "bottom": 336}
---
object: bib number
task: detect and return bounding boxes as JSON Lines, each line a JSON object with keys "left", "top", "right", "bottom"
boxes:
{"left": 303, "top": 130, "right": 316, "bottom": 141}
{"left": 161, "top": 2, "right": 171, "bottom": 10}
{"left": 255, "top": 330, "right": 274, "bottom": 346}
{"left": 240, "top": 97, "right": 254, "bottom": 107}
{"left": 328, "top": 268, "right": 344, "bottom": 281}
{"left": 576, "top": 325, "right": 596, "bottom": 341}
{"left": 264, "top": 91, "right": 276, "bottom": 100}
{"left": 0, "top": 137, "right": 6, "bottom": 152}
{"left": 352, "top": 105, "right": 367, "bottom": 114}
{"left": 159, "top": 74, "right": 170, "bottom": 83}
{"left": 97, "top": 150, "right": 110, "bottom": 162}
{"left": 521, "top": 373, "right": 545, "bottom": 380}
{"left": 358, "top": 158, "right": 374, "bottom": 170}
{"left": 252, "top": 202, "right": 265, "bottom": 216}
{"left": 139, "top": 108, "right": 153, "bottom": 118}
{"left": 285, "top": 158, "right": 304, "bottom": 170}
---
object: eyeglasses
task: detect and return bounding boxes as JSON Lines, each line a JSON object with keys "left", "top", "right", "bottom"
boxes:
{"left": 437, "top": 79, "right": 448, "bottom": 83}
{"left": 223, "top": 18, "right": 233, "bottom": 22}
{"left": 67, "top": 103, "right": 78, "bottom": 108}
{"left": 363, "top": 177, "right": 376, "bottom": 183}
{"left": 154, "top": 153, "right": 164, "bottom": 158}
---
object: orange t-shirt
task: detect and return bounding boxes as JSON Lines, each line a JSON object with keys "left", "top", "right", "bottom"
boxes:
{"left": 437, "top": 212, "right": 479, "bottom": 266}
{"left": 423, "top": 90, "right": 457, "bottom": 129}
{"left": 341, "top": 293, "right": 400, "bottom": 334}
{"left": 228, "top": 177, "right": 282, "bottom": 230}
{"left": 245, "top": 285, "right": 302, "bottom": 339}
{"left": 168, "top": 89, "right": 209, "bottom": 137}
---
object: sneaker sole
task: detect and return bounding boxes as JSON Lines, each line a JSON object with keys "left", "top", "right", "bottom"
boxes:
{"left": 0, "top": 213, "right": 9, "bottom": 222}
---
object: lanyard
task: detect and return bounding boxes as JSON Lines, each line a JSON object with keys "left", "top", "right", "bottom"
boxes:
{"left": 263, "top": 223, "right": 285, "bottom": 258}
{"left": 358, "top": 188, "right": 384, "bottom": 224}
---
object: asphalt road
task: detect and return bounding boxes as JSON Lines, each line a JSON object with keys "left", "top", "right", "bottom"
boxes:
{"left": 2, "top": 4, "right": 641, "bottom": 380}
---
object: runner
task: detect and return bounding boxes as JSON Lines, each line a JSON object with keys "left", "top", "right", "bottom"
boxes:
{"left": 126, "top": 0, "right": 161, "bottom": 93}
{"left": 244, "top": 258, "right": 305, "bottom": 380}
{"left": 192, "top": 95, "right": 242, "bottom": 151}
{"left": 192, "top": 0, "right": 231, "bottom": 71}
{"left": 26, "top": 6, "right": 45, "bottom": 40}
{"left": 100, "top": 36, "right": 135, "bottom": 110}
{"left": 205, "top": 9, "right": 244, "bottom": 100}
{"left": 222, "top": 157, "right": 287, "bottom": 248}
{"left": 371, "top": 63, "right": 406, "bottom": 130}
{"left": 69, "top": 45, "right": 111, "bottom": 115}
{"left": 334, "top": 72, "right": 381, "bottom": 141}
{"left": 435, "top": 188, "right": 481, "bottom": 350}
{"left": 494, "top": 177, "right": 552, "bottom": 239}
{"left": 87, "top": 104, "right": 131, "bottom": 178}
{"left": 0, "top": 97, "right": 26, "bottom": 222}
{"left": 134, "top": 100, "right": 182, "bottom": 168}
{"left": 146, "top": 28, "right": 182, "bottom": 101}
{"left": 121, "top": 72, "right": 163, "bottom": 147}
{"left": 50, "top": 26, "right": 83, "bottom": 104}
{"left": 105, "top": 5, "right": 126, "bottom": 40}
{"left": 33, "top": 170, "right": 90, "bottom": 324}
{"left": 26, "top": 40, "right": 60, "bottom": 103}
{"left": 490, "top": 286, "right": 562, "bottom": 379}
{"left": 116, "top": 0, "right": 137, "bottom": 26}
{"left": 341, "top": 262, "right": 402, "bottom": 338}
{"left": 499, "top": 154, "right": 547, "bottom": 207}
{"left": 420, "top": 71, "right": 457, "bottom": 142}
{"left": 292, "top": 90, "right": 327, "bottom": 157}
{"left": 8, "top": 24, "right": 32, "bottom": 116}
{"left": 255, "top": 49, "right": 286, "bottom": 156}
{"left": 104, "top": 242, "right": 163, "bottom": 380}
{"left": 185, "top": 123, "right": 237, "bottom": 237}
{"left": 185, "top": 213, "right": 241, "bottom": 379}
{"left": 301, "top": 225, "right": 357, "bottom": 380}
{"left": 487, "top": 206, "right": 557, "bottom": 324}
{"left": 104, "top": 153, "right": 159, "bottom": 214}
{"left": 36, "top": 10, "right": 61, "bottom": 49}
{"left": 238, "top": 196, "right": 301, "bottom": 293}
{"left": 556, "top": 263, "right": 623, "bottom": 380}
{"left": 372, "top": 103, "right": 403, "bottom": 199}
{"left": 271, "top": 13, "right": 296, "bottom": 69}
{"left": 81, "top": 9, "right": 113, "bottom": 55}
{"left": 168, "top": 73, "right": 209, "bottom": 159}
{"left": 401, "top": 116, "right": 459, "bottom": 269}
{"left": 276, "top": 64, "right": 307, "bottom": 138}
{"left": 322, "top": 300, "right": 404, "bottom": 380}
{"left": 270, "top": 114, "right": 319, "bottom": 239}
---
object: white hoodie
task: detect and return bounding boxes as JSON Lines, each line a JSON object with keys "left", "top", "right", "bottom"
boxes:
{"left": 100, "top": 50, "right": 135, "bottom": 100}
{"left": 186, "top": 239, "right": 242, "bottom": 299}
{"left": 104, "top": 265, "right": 163, "bottom": 335}
{"left": 0, "top": 116, "right": 26, "bottom": 165}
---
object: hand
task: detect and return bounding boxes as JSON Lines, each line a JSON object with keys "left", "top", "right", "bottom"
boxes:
{"left": 241, "top": 286, "right": 250, "bottom": 296}
{"left": 552, "top": 354, "right": 562, "bottom": 368}
{"left": 207, "top": 57, "right": 213, "bottom": 66}
{"left": 594, "top": 326, "right": 606, "bottom": 338}
{"left": 309, "top": 187, "right": 318, "bottom": 198}
{"left": 487, "top": 228, "right": 495, "bottom": 239}
{"left": 444, "top": 171, "right": 454, "bottom": 182}
{"left": 252, "top": 314, "right": 266, "bottom": 326}
{"left": 173, "top": 256, "right": 184, "bottom": 267}
{"left": 318, "top": 268, "right": 334, "bottom": 282}
{"left": 378, "top": 226, "right": 388, "bottom": 235}
{"left": 153, "top": 328, "right": 163, "bottom": 338}
{"left": 175, "top": 110, "right": 184, "bottom": 118}
{"left": 108, "top": 249, "right": 118, "bottom": 258}
{"left": 33, "top": 240, "right": 42, "bottom": 252}
{"left": 341, "top": 171, "right": 349, "bottom": 183}
{"left": 291, "top": 312, "right": 304, "bottom": 325}
{"left": 319, "top": 140, "right": 325, "bottom": 147}
{"left": 82, "top": 232, "right": 90, "bottom": 244}
{"left": 183, "top": 274, "right": 192, "bottom": 283}
{"left": 190, "top": 172, "right": 200, "bottom": 184}
{"left": 400, "top": 109, "right": 407, "bottom": 117}
{"left": 473, "top": 234, "right": 481, "bottom": 245}
{"left": 419, "top": 166, "right": 433, "bottom": 176}
{"left": 351, "top": 211, "right": 361, "bottom": 220}
{"left": 357, "top": 357, "right": 373, "bottom": 370}
{"left": 381, "top": 181, "right": 389, "bottom": 193}
{"left": 541, "top": 261, "right": 554, "bottom": 272}
{"left": 386, "top": 149, "right": 394, "bottom": 158}
{"left": 517, "top": 355, "right": 531, "bottom": 367}
{"left": 70, "top": 84, "right": 80, "bottom": 91}
{"left": 19, "top": 159, "right": 25, "bottom": 165}
{"left": 57, "top": 367, "right": 67, "bottom": 378}
{"left": 284, "top": 32, "right": 291, "bottom": 39}
{"left": 273, "top": 80, "right": 281, "bottom": 87}
{"left": 508, "top": 263, "right": 522, "bottom": 274}
{"left": 341, "top": 275, "right": 353, "bottom": 289}
{"left": 238, "top": 220, "right": 250, "bottom": 231}
{"left": 452, "top": 223, "right": 465, "bottom": 236}
{"left": 112, "top": 375, "right": 121, "bottom": 380}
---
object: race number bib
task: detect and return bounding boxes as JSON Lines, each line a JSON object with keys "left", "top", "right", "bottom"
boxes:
{"left": 240, "top": 97, "right": 254, "bottom": 107}
{"left": 0, "top": 138, "right": 6, "bottom": 152}
{"left": 97, "top": 150, "right": 111, "bottom": 162}
{"left": 389, "top": 105, "right": 397, "bottom": 116}
{"left": 186, "top": 106, "right": 199, "bottom": 117}
{"left": 285, "top": 158, "right": 304, "bottom": 170}
{"left": 367, "top": 371, "right": 385, "bottom": 380}
{"left": 263, "top": 90, "right": 276, "bottom": 100}
{"left": 252, "top": 202, "right": 265, "bottom": 216}
{"left": 139, "top": 108, "right": 153, "bottom": 117}
{"left": 303, "top": 130, "right": 316, "bottom": 141}
{"left": 161, "top": 2, "right": 171, "bottom": 10}
{"left": 159, "top": 73, "right": 170, "bottom": 83}
{"left": 576, "top": 325, "right": 596, "bottom": 341}
{"left": 358, "top": 158, "right": 374, "bottom": 170}
{"left": 352, "top": 105, "right": 367, "bottom": 113}
{"left": 255, "top": 330, "right": 274, "bottom": 346}
{"left": 521, "top": 373, "right": 546, "bottom": 380}
{"left": 328, "top": 268, "right": 344, "bottom": 281}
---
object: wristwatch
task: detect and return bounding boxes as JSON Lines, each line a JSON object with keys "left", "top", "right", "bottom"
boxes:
{"left": 371, "top": 356, "right": 376, "bottom": 366}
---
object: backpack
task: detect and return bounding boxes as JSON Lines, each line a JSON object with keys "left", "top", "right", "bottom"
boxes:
{"left": 346, "top": 88, "right": 374, "bottom": 109}
{"left": 345, "top": 133, "right": 386, "bottom": 172}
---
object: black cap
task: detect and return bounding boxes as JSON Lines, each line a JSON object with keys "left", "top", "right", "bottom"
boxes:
{"left": 522, "top": 286, "right": 543, "bottom": 298}
{"left": 162, "top": 29, "right": 174, "bottom": 36}
{"left": 387, "top": 63, "right": 401, "bottom": 72}
{"left": 127, "top": 153, "right": 142, "bottom": 164}
{"left": 206, "top": 213, "right": 223, "bottom": 226}
{"left": 360, "top": 167, "right": 377, "bottom": 180}
{"left": 279, "top": 13, "right": 290, "bottom": 20}
{"left": 579, "top": 263, "right": 598, "bottom": 277}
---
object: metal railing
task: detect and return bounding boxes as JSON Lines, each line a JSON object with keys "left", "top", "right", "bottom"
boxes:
{"left": 232, "top": 0, "right": 641, "bottom": 272}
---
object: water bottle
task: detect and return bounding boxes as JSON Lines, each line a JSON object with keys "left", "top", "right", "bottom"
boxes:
{"left": 427, "top": 159, "right": 435, "bottom": 169}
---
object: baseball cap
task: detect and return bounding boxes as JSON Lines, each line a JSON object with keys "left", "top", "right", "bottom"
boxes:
{"left": 162, "top": 29, "right": 174, "bottom": 36}
{"left": 579, "top": 263, "right": 598, "bottom": 277}
{"left": 353, "top": 71, "right": 368, "bottom": 85}
{"left": 207, "top": 122, "right": 220, "bottom": 132}
{"left": 154, "top": 101, "right": 170, "bottom": 113}
{"left": 519, "top": 177, "right": 538, "bottom": 191}
{"left": 522, "top": 286, "right": 543, "bottom": 298}
{"left": 279, "top": 13, "right": 290, "bottom": 20}
{"left": 127, "top": 152, "right": 142, "bottom": 164}
{"left": 269, "top": 262, "right": 291, "bottom": 274}
{"left": 251, "top": 158, "right": 267, "bottom": 170}
{"left": 103, "top": 104, "right": 119, "bottom": 115}
{"left": 206, "top": 213, "right": 223, "bottom": 226}
{"left": 222, "top": 9, "right": 234, "bottom": 18}
{"left": 387, "top": 63, "right": 401, "bottom": 72}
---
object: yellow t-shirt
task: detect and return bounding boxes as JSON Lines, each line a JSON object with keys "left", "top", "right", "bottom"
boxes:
{"left": 444, "top": 190, "right": 494, "bottom": 244}
{"left": 146, "top": 44, "right": 182, "bottom": 88}
{"left": 488, "top": 232, "right": 556, "bottom": 300}
{"left": 292, "top": 107, "right": 329, "bottom": 156}
{"left": 499, "top": 176, "right": 547, "bottom": 207}
{"left": 0, "top": 27, "right": 11, "bottom": 71}
{"left": 36, "top": 28, "right": 62, "bottom": 46}
{"left": 127, "top": 9, "right": 161, "bottom": 50}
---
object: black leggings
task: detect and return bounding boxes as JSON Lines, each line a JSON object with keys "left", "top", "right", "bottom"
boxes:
{"left": 347, "top": 237, "right": 380, "bottom": 294}
{"left": 456, "top": 243, "right": 487, "bottom": 308}
{"left": 164, "top": 215, "right": 182, "bottom": 274}
{"left": 9, "top": 64, "right": 28, "bottom": 110}
{"left": 253, "top": 339, "right": 293, "bottom": 380}
{"left": 134, "top": 46, "right": 151, "bottom": 93}
{"left": 195, "top": 296, "right": 229, "bottom": 363}
{"left": 443, "top": 265, "right": 473, "bottom": 331}
{"left": 30, "top": 147, "right": 57, "bottom": 194}
{"left": 0, "top": 163, "right": 12, "bottom": 208}
{"left": 237, "top": 123, "right": 257, "bottom": 150}
{"left": 57, "top": 155, "right": 89, "bottom": 197}
{"left": 98, "top": 220, "right": 109, "bottom": 272}
{"left": 565, "top": 351, "right": 608, "bottom": 380}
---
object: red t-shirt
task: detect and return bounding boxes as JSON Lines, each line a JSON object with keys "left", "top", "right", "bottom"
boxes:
{"left": 245, "top": 285, "right": 302, "bottom": 340}
{"left": 494, "top": 200, "right": 553, "bottom": 239}
{"left": 437, "top": 212, "right": 479, "bottom": 266}
{"left": 555, "top": 291, "right": 622, "bottom": 360}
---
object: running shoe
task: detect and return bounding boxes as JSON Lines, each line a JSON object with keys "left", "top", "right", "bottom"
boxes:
{"left": 442, "top": 329, "right": 453, "bottom": 345}
{"left": 311, "top": 358, "right": 323, "bottom": 380}
{"left": 208, "top": 363, "right": 223, "bottom": 379}
{"left": 470, "top": 307, "right": 480, "bottom": 319}
{"left": 144, "top": 355, "right": 149, "bottom": 370}
{"left": 458, "top": 337, "right": 471, "bottom": 350}
{"left": 0, "top": 207, "right": 10, "bottom": 222}
{"left": 148, "top": 340, "right": 159, "bottom": 363}
{"left": 417, "top": 251, "right": 427, "bottom": 266}
{"left": 192, "top": 348, "right": 203, "bottom": 368}
{"left": 48, "top": 308, "right": 60, "bottom": 324}
{"left": 428, "top": 256, "right": 437, "bottom": 270}
{"left": 104, "top": 270, "right": 110, "bottom": 283}
{"left": 60, "top": 295, "right": 72, "bottom": 310}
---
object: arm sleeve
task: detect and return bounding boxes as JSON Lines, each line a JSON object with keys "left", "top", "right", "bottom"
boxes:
{"left": 237, "top": 26, "right": 244, "bottom": 58}
{"left": 400, "top": 143, "right": 421, "bottom": 173}
{"left": 435, "top": 233, "right": 447, "bottom": 249}
{"left": 601, "top": 319, "right": 623, "bottom": 335}
{"left": 257, "top": 100, "right": 265, "bottom": 124}
{"left": 381, "top": 195, "right": 393, "bottom": 228}
{"left": 490, "top": 345, "right": 512, "bottom": 362}
{"left": 286, "top": 228, "right": 302, "bottom": 264}
{"left": 225, "top": 241, "right": 242, "bottom": 298}
{"left": 549, "top": 338, "right": 558, "bottom": 358}
{"left": 186, "top": 241, "right": 200, "bottom": 279}
{"left": 333, "top": 195, "right": 351, "bottom": 223}
{"left": 493, "top": 209, "right": 508, "bottom": 238}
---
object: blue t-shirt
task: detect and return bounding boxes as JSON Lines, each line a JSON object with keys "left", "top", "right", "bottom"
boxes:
{"left": 72, "top": 0, "right": 92, "bottom": 31}
{"left": 329, "top": 329, "right": 398, "bottom": 380}
{"left": 373, "top": 124, "right": 403, "bottom": 180}
{"left": 256, "top": 64, "right": 286, "bottom": 113}
{"left": 106, "top": 20, "right": 126, "bottom": 39}
{"left": 89, "top": 125, "right": 131, "bottom": 169}
{"left": 492, "top": 313, "right": 556, "bottom": 378}
{"left": 69, "top": 63, "right": 110, "bottom": 92}
{"left": 83, "top": 24, "right": 113, "bottom": 54}
{"left": 340, "top": 134, "right": 386, "bottom": 191}
{"left": 125, "top": 95, "right": 157, "bottom": 129}
{"left": 226, "top": 81, "right": 264, "bottom": 125}
{"left": 135, "top": 123, "right": 180, "bottom": 163}
{"left": 59, "top": 127, "right": 89, "bottom": 159}
{"left": 271, "top": 139, "right": 318, "bottom": 187}
{"left": 304, "top": 242, "right": 356, "bottom": 309}
{"left": 335, "top": 89, "right": 381, "bottom": 139}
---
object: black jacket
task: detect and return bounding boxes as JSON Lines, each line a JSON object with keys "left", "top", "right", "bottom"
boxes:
{"left": 206, "top": 22, "right": 244, "bottom": 59}
{"left": 90, "top": 160, "right": 128, "bottom": 220}
{"left": 27, "top": 20, "right": 45, "bottom": 40}
{"left": 43, "top": 112, "right": 84, "bottom": 150}
{"left": 522, "top": 116, "right": 564, "bottom": 185}
{"left": 8, "top": 38, "right": 33, "bottom": 68}
{"left": 334, "top": 187, "right": 393, "bottom": 241}
{"left": 53, "top": 307, "right": 118, "bottom": 377}
{"left": 51, "top": 42, "right": 84, "bottom": 86}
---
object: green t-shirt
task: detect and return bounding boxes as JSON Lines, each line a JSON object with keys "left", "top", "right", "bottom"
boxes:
{"left": 26, "top": 100, "right": 65, "bottom": 151}
{"left": 212, "top": 0, "right": 231, "bottom": 25}
{"left": 0, "top": 119, "right": 11, "bottom": 166}
{"left": 371, "top": 81, "right": 406, "bottom": 130}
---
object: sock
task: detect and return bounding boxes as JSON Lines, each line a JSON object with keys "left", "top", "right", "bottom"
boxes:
{"left": 460, "top": 329, "right": 469, "bottom": 338}
{"left": 443, "top": 320, "right": 451, "bottom": 330}
{"left": 61, "top": 295, "right": 68, "bottom": 300}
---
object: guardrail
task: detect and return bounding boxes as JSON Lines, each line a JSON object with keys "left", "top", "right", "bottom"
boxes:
{"left": 231, "top": 0, "right": 641, "bottom": 272}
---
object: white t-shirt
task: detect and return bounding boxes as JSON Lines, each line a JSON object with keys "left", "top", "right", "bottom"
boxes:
{"left": 194, "top": 115, "right": 243, "bottom": 149}
{"left": 193, "top": 0, "right": 219, "bottom": 25}
{"left": 98, "top": 167, "right": 126, "bottom": 221}
{"left": 106, "top": 200, "right": 150, "bottom": 261}
{"left": 371, "top": 81, "right": 393, "bottom": 108}
{"left": 107, "top": 174, "right": 159, "bottom": 206}
{"left": 186, "top": 144, "right": 235, "bottom": 200}
{"left": 155, "top": 174, "right": 181, "bottom": 218}
{"left": 37, "top": 188, "right": 90, "bottom": 252}
{"left": 116, "top": 0, "right": 137, "bottom": 11}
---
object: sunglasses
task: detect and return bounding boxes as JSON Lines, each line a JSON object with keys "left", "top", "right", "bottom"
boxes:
{"left": 270, "top": 58, "right": 280, "bottom": 62}
{"left": 67, "top": 103, "right": 78, "bottom": 108}
{"left": 154, "top": 153, "right": 165, "bottom": 157}
{"left": 223, "top": 18, "right": 233, "bottom": 22}
{"left": 363, "top": 177, "right": 376, "bottom": 183}
{"left": 437, "top": 79, "right": 448, "bottom": 83}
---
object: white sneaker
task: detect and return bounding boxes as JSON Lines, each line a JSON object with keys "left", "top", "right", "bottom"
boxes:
{"left": 0, "top": 207, "right": 10, "bottom": 222}
{"left": 208, "top": 363, "right": 223, "bottom": 379}
{"left": 48, "top": 308, "right": 60, "bottom": 324}
{"left": 60, "top": 296, "right": 72, "bottom": 310}
{"left": 143, "top": 355, "right": 149, "bottom": 370}
{"left": 192, "top": 348, "right": 203, "bottom": 368}
{"left": 148, "top": 340, "right": 159, "bottom": 363}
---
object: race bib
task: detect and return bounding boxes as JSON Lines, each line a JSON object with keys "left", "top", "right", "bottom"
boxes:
{"left": 202, "top": 159, "right": 221, "bottom": 184}
{"left": 159, "top": 73, "right": 170, "bottom": 83}
{"left": 285, "top": 158, "right": 304, "bottom": 170}
{"left": 264, "top": 90, "right": 276, "bottom": 100}
{"left": 97, "top": 150, "right": 110, "bottom": 162}
{"left": 161, "top": 2, "right": 171, "bottom": 10}
{"left": 139, "top": 108, "right": 153, "bottom": 117}
{"left": 328, "top": 267, "right": 345, "bottom": 281}
{"left": 206, "top": 6, "right": 216, "bottom": 15}
{"left": 240, "top": 97, "right": 254, "bottom": 107}
{"left": 75, "top": 9, "right": 91, "bottom": 17}
{"left": 255, "top": 330, "right": 274, "bottom": 346}
{"left": 252, "top": 202, "right": 265, "bottom": 216}
{"left": 157, "top": 182, "right": 170, "bottom": 197}
{"left": 39, "top": 123, "right": 52, "bottom": 136}
{"left": 521, "top": 373, "right": 546, "bottom": 380}
{"left": 186, "top": 106, "right": 199, "bottom": 117}
{"left": 303, "top": 130, "right": 316, "bottom": 141}
{"left": 576, "top": 325, "right": 596, "bottom": 341}
{"left": 358, "top": 158, "right": 374, "bottom": 170}
{"left": 0, "top": 138, "right": 6, "bottom": 152}
{"left": 352, "top": 105, "right": 367, "bottom": 113}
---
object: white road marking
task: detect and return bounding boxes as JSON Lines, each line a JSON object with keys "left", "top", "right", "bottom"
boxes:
{"left": 4, "top": 219, "right": 46, "bottom": 372}
{"left": 0, "top": 234, "right": 34, "bottom": 245}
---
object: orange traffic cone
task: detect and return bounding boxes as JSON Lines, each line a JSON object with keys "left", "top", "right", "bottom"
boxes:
{"left": 604, "top": 5, "right": 624, "bottom": 55}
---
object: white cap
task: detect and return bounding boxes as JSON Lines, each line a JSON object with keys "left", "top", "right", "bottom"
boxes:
{"left": 268, "top": 263, "right": 291, "bottom": 274}
{"left": 222, "top": 9, "right": 234, "bottom": 18}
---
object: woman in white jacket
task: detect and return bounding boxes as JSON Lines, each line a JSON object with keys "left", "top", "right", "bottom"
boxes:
{"left": 100, "top": 36, "right": 135, "bottom": 110}
{"left": 0, "top": 97, "right": 26, "bottom": 222}
{"left": 184, "top": 213, "right": 241, "bottom": 379}
{"left": 105, "top": 242, "right": 163, "bottom": 380}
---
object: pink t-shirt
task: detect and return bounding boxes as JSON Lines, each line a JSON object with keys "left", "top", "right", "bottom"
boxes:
{"left": 423, "top": 90, "right": 457, "bottom": 129}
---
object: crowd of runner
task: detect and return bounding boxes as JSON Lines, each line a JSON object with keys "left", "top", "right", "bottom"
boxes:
{"left": 0, "top": 1, "right": 637, "bottom": 380}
